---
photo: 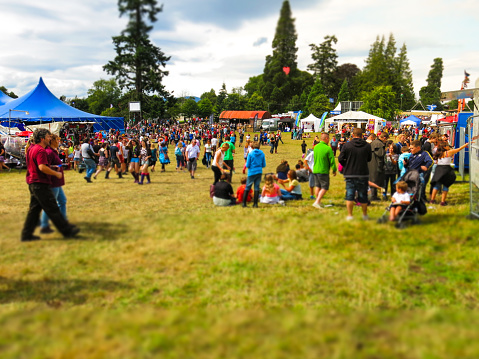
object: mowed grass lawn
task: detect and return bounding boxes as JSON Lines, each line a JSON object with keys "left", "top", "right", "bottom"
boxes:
{"left": 1, "top": 134, "right": 479, "bottom": 358}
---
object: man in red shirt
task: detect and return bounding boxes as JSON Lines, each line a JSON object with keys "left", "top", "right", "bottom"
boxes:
{"left": 21, "top": 129, "right": 80, "bottom": 242}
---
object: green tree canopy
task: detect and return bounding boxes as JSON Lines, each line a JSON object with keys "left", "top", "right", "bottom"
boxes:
{"left": 307, "top": 35, "right": 338, "bottom": 97}
{"left": 0, "top": 86, "right": 18, "bottom": 98}
{"left": 247, "top": 92, "right": 266, "bottom": 111}
{"left": 419, "top": 58, "right": 444, "bottom": 110}
{"left": 356, "top": 34, "right": 415, "bottom": 109}
{"left": 103, "top": 0, "right": 170, "bottom": 105}
{"left": 182, "top": 98, "right": 198, "bottom": 119}
{"left": 259, "top": 0, "right": 300, "bottom": 113}
{"left": 197, "top": 98, "right": 214, "bottom": 118}
{"left": 337, "top": 79, "right": 351, "bottom": 103}
{"left": 87, "top": 79, "right": 121, "bottom": 115}
{"left": 360, "top": 85, "right": 398, "bottom": 121}
{"left": 306, "top": 78, "right": 331, "bottom": 118}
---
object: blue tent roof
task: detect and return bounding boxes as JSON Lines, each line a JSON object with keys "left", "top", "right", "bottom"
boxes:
{"left": 400, "top": 115, "right": 422, "bottom": 125}
{"left": 0, "top": 91, "right": 13, "bottom": 106}
{"left": 0, "top": 78, "right": 124, "bottom": 132}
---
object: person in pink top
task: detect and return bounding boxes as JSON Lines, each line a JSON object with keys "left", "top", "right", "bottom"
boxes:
{"left": 260, "top": 174, "right": 284, "bottom": 205}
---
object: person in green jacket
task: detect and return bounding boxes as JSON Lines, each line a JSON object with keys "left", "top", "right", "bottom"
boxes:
{"left": 312, "top": 133, "right": 337, "bottom": 209}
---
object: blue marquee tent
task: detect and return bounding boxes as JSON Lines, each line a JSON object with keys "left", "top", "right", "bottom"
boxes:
{"left": 400, "top": 115, "right": 422, "bottom": 126}
{"left": 0, "top": 90, "right": 13, "bottom": 106}
{"left": 0, "top": 78, "right": 124, "bottom": 132}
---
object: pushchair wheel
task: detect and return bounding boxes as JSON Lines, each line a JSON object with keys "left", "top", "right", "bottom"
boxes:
{"left": 395, "top": 222, "right": 406, "bottom": 229}
{"left": 377, "top": 216, "right": 387, "bottom": 224}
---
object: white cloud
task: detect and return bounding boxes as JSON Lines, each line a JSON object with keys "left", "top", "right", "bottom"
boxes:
{"left": 1, "top": 0, "right": 479, "bottom": 103}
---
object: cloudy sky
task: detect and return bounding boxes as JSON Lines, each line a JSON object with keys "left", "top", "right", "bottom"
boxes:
{"left": 1, "top": 0, "right": 479, "bottom": 102}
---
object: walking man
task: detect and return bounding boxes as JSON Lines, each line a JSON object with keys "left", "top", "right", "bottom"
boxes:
{"left": 185, "top": 139, "right": 200, "bottom": 179}
{"left": 81, "top": 138, "right": 97, "bottom": 183}
{"left": 338, "top": 128, "right": 372, "bottom": 221}
{"left": 311, "top": 133, "right": 337, "bottom": 209}
{"left": 223, "top": 136, "right": 235, "bottom": 180}
{"left": 21, "top": 129, "right": 80, "bottom": 241}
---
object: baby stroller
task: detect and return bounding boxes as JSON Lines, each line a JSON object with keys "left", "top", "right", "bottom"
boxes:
{"left": 377, "top": 170, "right": 427, "bottom": 228}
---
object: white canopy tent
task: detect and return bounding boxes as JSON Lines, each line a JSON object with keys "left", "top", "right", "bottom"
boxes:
{"left": 300, "top": 114, "right": 321, "bottom": 132}
{"left": 401, "top": 120, "right": 418, "bottom": 126}
{"left": 325, "top": 110, "right": 386, "bottom": 133}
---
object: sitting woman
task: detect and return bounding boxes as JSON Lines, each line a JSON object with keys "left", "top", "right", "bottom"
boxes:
{"left": 260, "top": 174, "right": 282, "bottom": 204}
{"left": 277, "top": 170, "right": 303, "bottom": 201}
{"left": 276, "top": 159, "right": 290, "bottom": 180}
{"left": 213, "top": 173, "right": 236, "bottom": 206}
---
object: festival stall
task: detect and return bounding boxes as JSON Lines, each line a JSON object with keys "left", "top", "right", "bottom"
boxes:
{"left": 325, "top": 111, "right": 385, "bottom": 133}
{"left": 300, "top": 113, "right": 321, "bottom": 132}
{"left": 400, "top": 115, "right": 422, "bottom": 127}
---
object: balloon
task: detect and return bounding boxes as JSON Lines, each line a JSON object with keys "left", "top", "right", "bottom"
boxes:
{"left": 283, "top": 67, "right": 290, "bottom": 75}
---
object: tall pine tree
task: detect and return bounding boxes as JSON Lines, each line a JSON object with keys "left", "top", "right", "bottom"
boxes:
{"left": 356, "top": 34, "right": 415, "bottom": 110}
{"left": 419, "top": 58, "right": 444, "bottom": 110}
{"left": 104, "top": 0, "right": 170, "bottom": 102}
{"left": 307, "top": 35, "right": 338, "bottom": 98}
{"left": 259, "top": 0, "right": 307, "bottom": 113}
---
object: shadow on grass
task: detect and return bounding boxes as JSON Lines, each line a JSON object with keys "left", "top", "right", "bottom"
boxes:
{"left": 75, "top": 221, "right": 128, "bottom": 241}
{"left": 0, "top": 276, "right": 131, "bottom": 306}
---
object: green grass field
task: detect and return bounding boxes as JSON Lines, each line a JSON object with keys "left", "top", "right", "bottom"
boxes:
{"left": 1, "top": 135, "right": 479, "bottom": 358}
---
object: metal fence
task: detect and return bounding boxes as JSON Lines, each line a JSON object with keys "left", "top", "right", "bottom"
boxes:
{"left": 468, "top": 114, "right": 479, "bottom": 219}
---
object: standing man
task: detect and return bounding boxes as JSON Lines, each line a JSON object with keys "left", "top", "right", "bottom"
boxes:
{"left": 107, "top": 140, "right": 122, "bottom": 179}
{"left": 243, "top": 141, "right": 266, "bottom": 208}
{"left": 21, "top": 129, "right": 80, "bottom": 241}
{"left": 338, "top": 128, "right": 372, "bottom": 221}
{"left": 368, "top": 133, "right": 388, "bottom": 201}
{"left": 223, "top": 136, "right": 235, "bottom": 180}
{"left": 81, "top": 138, "right": 97, "bottom": 183}
{"left": 185, "top": 139, "right": 200, "bottom": 179}
{"left": 311, "top": 133, "right": 337, "bottom": 209}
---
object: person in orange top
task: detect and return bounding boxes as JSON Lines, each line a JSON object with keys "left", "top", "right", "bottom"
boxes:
{"left": 236, "top": 177, "right": 252, "bottom": 204}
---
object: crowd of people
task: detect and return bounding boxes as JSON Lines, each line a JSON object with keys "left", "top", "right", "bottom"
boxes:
{"left": 12, "top": 120, "right": 477, "bottom": 241}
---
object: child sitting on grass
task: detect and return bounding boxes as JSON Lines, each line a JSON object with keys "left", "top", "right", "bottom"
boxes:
{"left": 260, "top": 174, "right": 283, "bottom": 205}
{"left": 389, "top": 181, "right": 410, "bottom": 221}
{"left": 236, "top": 177, "right": 252, "bottom": 204}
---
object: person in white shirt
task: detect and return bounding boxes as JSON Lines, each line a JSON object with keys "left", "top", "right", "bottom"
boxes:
{"left": 185, "top": 139, "right": 200, "bottom": 179}
{"left": 389, "top": 181, "right": 410, "bottom": 221}
{"left": 211, "top": 136, "right": 218, "bottom": 153}
{"left": 304, "top": 148, "right": 316, "bottom": 200}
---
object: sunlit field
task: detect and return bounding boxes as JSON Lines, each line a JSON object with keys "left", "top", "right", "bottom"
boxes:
{"left": 1, "top": 134, "right": 479, "bottom": 358}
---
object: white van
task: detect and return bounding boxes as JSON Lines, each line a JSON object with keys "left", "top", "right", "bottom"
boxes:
{"left": 261, "top": 119, "right": 279, "bottom": 131}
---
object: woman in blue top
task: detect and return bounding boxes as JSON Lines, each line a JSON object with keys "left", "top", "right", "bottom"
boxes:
{"left": 159, "top": 141, "right": 170, "bottom": 172}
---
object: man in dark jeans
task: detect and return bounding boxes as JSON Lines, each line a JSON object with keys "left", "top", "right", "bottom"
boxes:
{"left": 21, "top": 129, "right": 80, "bottom": 242}
{"left": 338, "top": 128, "right": 372, "bottom": 221}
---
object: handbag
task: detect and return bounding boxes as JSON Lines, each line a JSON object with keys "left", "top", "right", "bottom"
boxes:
{"left": 202, "top": 156, "right": 207, "bottom": 166}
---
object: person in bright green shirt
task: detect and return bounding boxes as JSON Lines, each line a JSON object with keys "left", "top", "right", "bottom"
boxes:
{"left": 223, "top": 136, "right": 236, "bottom": 180}
{"left": 312, "top": 133, "right": 337, "bottom": 209}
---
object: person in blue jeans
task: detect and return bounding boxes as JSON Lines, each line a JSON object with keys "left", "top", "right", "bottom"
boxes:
{"left": 80, "top": 138, "right": 97, "bottom": 183}
{"left": 243, "top": 141, "right": 266, "bottom": 208}
{"left": 277, "top": 170, "right": 303, "bottom": 200}
{"left": 40, "top": 134, "right": 68, "bottom": 233}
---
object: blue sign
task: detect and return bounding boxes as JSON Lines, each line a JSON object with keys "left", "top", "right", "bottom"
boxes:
{"left": 427, "top": 104, "right": 437, "bottom": 111}
{"left": 329, "top": 98, "right": 335, "bottom": 103}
